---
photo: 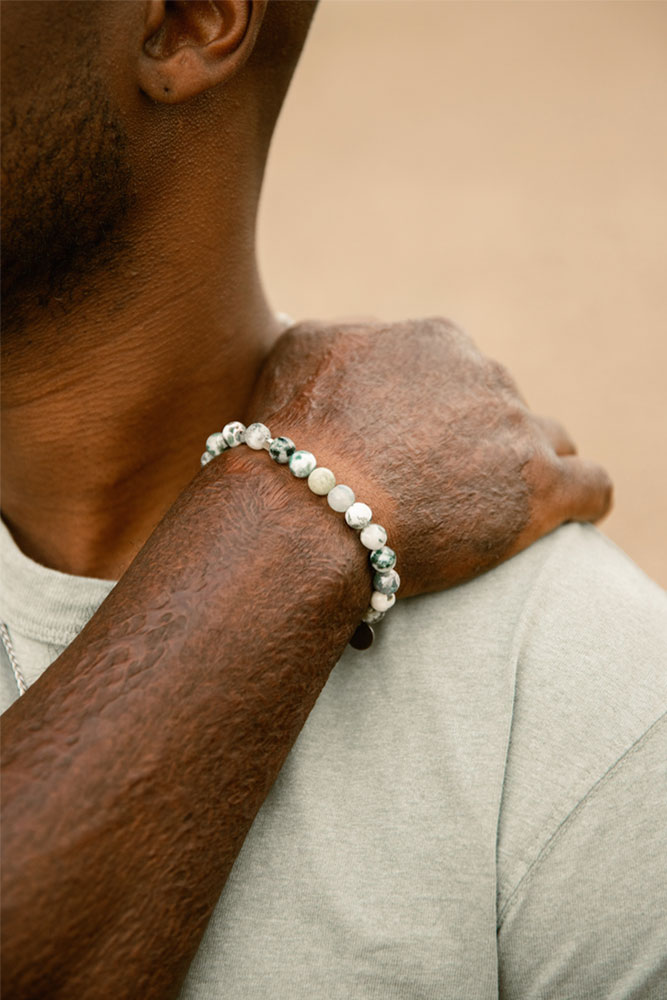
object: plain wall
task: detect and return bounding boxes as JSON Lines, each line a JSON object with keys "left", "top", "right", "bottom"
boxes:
{"left": 259, "top": 0, "right": 667, "bottom": 587}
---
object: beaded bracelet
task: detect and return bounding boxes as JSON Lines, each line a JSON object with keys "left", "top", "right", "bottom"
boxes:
{"left": 201, "top": 421, "right": 400, "bottom": 650}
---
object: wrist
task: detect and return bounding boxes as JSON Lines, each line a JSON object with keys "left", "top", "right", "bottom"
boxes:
{"left": 199, "top": 420, "right": 401, "bottom": 644}
{"left": 261, "top": 410, "right": 397, "bottom": 543}
{"left": 198, "top": 443, "right": 372, "bottom": 625}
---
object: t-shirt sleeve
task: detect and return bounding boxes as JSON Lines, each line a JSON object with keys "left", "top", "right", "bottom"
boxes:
{"left": 495, "top": 524, "right": 667, "bottom": 999}
{"left": 497, "top": 712, "right": 667, "bottom": 999}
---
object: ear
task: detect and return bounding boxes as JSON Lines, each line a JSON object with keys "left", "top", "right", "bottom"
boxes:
{"left": 139, "top": 0, "right": 267, "bottom": 104}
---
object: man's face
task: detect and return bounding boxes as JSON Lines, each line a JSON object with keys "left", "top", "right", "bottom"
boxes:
{"left": 1, "top": 1, "right": 133, "bottom": 327}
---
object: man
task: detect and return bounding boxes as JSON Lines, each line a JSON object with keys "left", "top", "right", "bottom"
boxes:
{"left": 1, "top": 2, "right": 664, "bottom": 998}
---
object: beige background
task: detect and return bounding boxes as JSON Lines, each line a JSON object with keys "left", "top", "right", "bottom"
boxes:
{"left": 259, "top": 0, "right": 666, "bottom": 586}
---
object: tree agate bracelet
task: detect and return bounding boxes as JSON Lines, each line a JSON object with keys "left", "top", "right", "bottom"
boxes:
{"left": 201, "top": 421, "right": 400, "bottom": 649}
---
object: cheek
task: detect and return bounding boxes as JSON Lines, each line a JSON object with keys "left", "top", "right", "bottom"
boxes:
{"left": 2, "top": 70, "right": 133, "bottom": 316}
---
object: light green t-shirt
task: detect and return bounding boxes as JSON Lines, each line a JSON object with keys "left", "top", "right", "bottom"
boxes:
{"left": 1, "top": 519, "right": 666, "bottom": 999}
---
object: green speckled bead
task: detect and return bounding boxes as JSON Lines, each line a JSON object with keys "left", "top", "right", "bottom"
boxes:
{"left": 269, "top": 436, "right": 296, "bottom": 464}
{"left": 200, "top": 451, "right": 214, "bottom": 466}
{"left": 205, "top": 431, "right": 227, "bottom": 457}
{"left": 222, "top": 421, "right": 246, "bottom": 447}
{"left": 373, "top": 569, "right": 400, "bottom": 595}
{"left": 289, "top": 450, "right": 317, "bottom": 478}
{"left": 370, "top": 546, "right": 397, "bottom": 572}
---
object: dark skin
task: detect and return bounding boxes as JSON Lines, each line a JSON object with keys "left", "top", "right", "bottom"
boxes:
{"left": 1, "top": 3, "right": 612, "bottom": 997}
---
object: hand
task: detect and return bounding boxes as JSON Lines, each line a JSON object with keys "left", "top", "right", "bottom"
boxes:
{"left": 247, "top": 318, "right": 612, "bottom": 597}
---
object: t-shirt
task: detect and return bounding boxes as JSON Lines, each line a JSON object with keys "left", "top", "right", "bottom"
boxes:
{"left": 1, "top": 518, "right": 666, "bottom": 999}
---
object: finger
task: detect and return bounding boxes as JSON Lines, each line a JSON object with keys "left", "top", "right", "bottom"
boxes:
{"left": 534, "top": 415, "right": 577, "bottom": 456}
{"left": 553, "top": 456, "right": 613, "bottom": 523}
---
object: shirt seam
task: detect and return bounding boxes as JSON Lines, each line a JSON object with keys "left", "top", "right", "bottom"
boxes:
{"left": 497, "top": 709, "right": 667, "bottom": 929}
{"left": 492, "top": 527, "right": 590, "bottom": 932}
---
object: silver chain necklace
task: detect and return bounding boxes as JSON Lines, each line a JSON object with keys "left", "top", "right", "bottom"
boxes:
{"left": 0, "top": 621, "right": 28, "bottom": 697}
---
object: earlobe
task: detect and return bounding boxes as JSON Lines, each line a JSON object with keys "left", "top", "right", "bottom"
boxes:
{"left": 138, "top": 0, "right": 266, "bottom": 105}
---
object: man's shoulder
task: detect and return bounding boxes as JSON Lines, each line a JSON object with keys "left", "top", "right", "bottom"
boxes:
{"left": 364, "top": 522, "right": 666, "bottom": 929}
{"left": 481, "top": 522, "right": 667, "bottom": 743}
{"left": 461, "top": 524, "right": 667, "bottom": 935}
{"left": 334, "top": 523, "right": 666, "bottom": 742}
{"left": 476, "top": 526, "right": 667, "bottom": 997}
{"left": 388, "top": 521, "right": 666, "bottom": 672}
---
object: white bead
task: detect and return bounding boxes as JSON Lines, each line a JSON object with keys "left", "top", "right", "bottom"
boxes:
{"left": 289, "top": 450, "right": 317, "bottom": 478}
{"left": 370, "top": 591, "right": 396, "bottom": 612}
{"left": 200, "top": 451, "right": 214, "bottom": 466}
{"left": 360, "top": 523, "right": 387, "bottom": 550}
{"left": 327, "top": 484, "right": 355, "bottom": 512}
{"left": 245, "top": 422, "right": 271, "bottom": 450}
{"left": 307, "top": 467, "right": 336, "bottom": 495}
{"left": 205, "top": 432, "right": 227, "bottom": 456}
{"left": 345, "top": 502, "right": 373, "bottom": 530}
{"left": 362, "top": 606, "right": 385, "bottom": 624}
{"left": 222, "top": 421, "right": 246, "bottom": 447}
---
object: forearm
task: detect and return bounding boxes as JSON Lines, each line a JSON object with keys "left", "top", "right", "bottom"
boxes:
{"left": 1, "top": 448, "right": 369, "bottom": 999}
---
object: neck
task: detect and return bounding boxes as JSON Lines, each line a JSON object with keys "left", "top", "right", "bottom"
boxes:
{"left": 1, "top": 227, "right": 282, "bottom": 580}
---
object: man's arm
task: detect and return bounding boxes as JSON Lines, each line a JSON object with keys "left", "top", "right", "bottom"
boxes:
{"left": 2, "top": 447, "right": 371, "bottom": 998}
{"left": 2, "top": 319, "right": 613, "bottom": 999}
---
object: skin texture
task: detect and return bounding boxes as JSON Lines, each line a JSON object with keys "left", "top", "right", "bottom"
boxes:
{"left": 2, "top": 449, "right": 372, "bottom": 997}
{"left": 0, "top": 2, "right": 612, "bottom": 997}
{"left": 249, "top": 319, "right": 610, "bottom": 595}
{"left": 1, "top": 0, "right": 309, "bottom": 579}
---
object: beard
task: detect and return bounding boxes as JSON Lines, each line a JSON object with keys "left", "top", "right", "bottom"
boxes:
{"left": 1, "top": 66, "right": 133, "bottom": 334}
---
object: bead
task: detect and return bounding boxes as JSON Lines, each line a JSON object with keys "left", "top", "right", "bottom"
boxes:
{"left": 345, "top": 502, "right": 373, "bottom": 530}
{"left": 327, "top": 484, "right": 356, "bottom": 512}
{"left": 307, "top": 467, "right": 336, "bottom": 495}
{"left": 373, "top": 569, "right": 400, "bottom": 595}
{"left": 371, "top": 591, "right": 396, "bottom": 612}
{"left": 245, "top": 422, "right": 271, "bottom": 450}
{"left": 205, "top": 432, "right": 227, "bottom": 456}
{"left": 370, "top": 546, "right": 397, "bottom": 572}
{"left": 289, "top": 450, "right": 317, "bottom": 478}
{"left": 349, "top": 622, "right": 375, "bottom": 650}
{"left": 269, "top": 436, "right": 296, "bottom": 464}
{"left": 222, "top": 421, "right": 246, "bottom": 447}
{"left": 360, "top": 523, "right": 387, "bottom": 550}
{"left": 200, "top": 451, "right": 214, "bottom": 466}
{"left": 362, "top": 606, "right": 385, "bottom": 624}
{"left": 263, "top": 437, "right": 274, "bottom": 451}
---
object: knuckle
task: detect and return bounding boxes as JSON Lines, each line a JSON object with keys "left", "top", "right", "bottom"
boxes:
{"left": 498, "top": 402, "right": 535, "bottom": 447}
{"left": 598, "top": 468, "right": 614, "bottom": 512}
{"left": 486, "top": 356, "right": 519, "bottom": 394}
{"left": 524, "top": 443, "right": 560, "bottom": 491}
{"left": 417, "top": 316, "right": 470, "bottom": 346}
{"left": 505, "top": 401, "right": 530, "bottom": 428}
{"left": 432, "top": 315, "right": 465, "bottom": 337}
